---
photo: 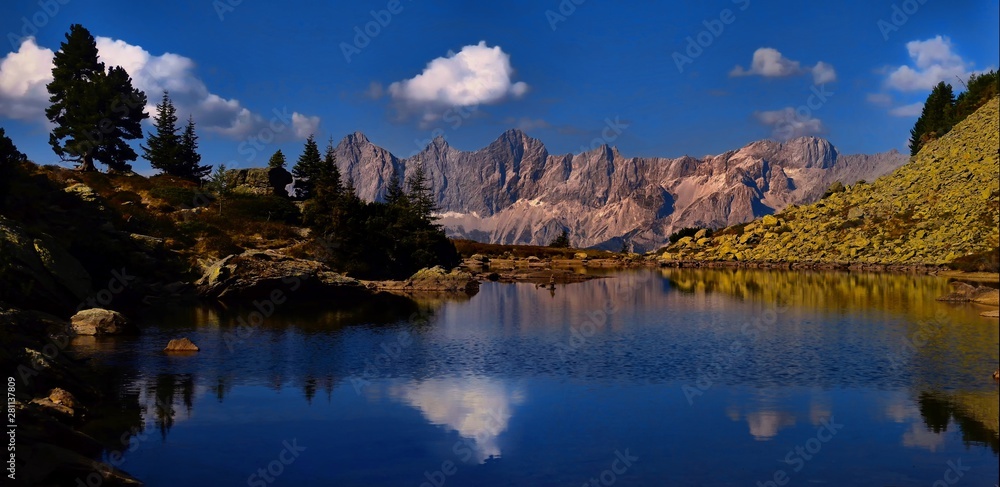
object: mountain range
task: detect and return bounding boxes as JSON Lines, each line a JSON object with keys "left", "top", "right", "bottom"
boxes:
{"left": 330, "top": 129, "right": 907, "bottom": 251}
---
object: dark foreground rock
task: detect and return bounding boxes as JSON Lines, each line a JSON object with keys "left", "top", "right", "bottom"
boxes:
{"left": 195, "top": 250, "right": 369, "bottom": 301}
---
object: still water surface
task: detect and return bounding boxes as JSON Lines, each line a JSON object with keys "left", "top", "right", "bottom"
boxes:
{"left": 75, "top": 269, "right": 999, "bottom": 486}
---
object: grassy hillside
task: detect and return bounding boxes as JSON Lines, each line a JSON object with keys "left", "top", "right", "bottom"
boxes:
{"left": 663, "top": 97, "right": 1000, "bottom": 268}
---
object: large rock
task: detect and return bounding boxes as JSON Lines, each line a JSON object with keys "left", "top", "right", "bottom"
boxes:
{"left": 70, "top": 309, "right": 134, "bottom": 336}
{"left": 374, "top": 266, "right": 480, "bottom": 295}
{"left": 195, "top": 250, "right": 367, "bottom": 300}
{"left": 164, "top": 337, "right": 199, "bottom": 352}
{"left": 228, "top": 167, "right": 294, "bottom": 197}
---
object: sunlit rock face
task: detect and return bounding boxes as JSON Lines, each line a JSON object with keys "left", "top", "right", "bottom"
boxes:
{"left": 332, "top": 130, "right": 905, "bottom": 251}
{"left": 386, "top": 377, "right": 525, "bottom": 463}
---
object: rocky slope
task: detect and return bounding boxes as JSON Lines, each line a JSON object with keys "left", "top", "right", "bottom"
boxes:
{"left": 661, "top": 97, "right": 1000, "bottom": 265}
{"left": 330, "top": 131, "right": 905, "bottom": 251}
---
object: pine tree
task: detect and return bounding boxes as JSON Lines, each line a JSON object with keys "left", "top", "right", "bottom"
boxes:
{"left": 385, "top": 164, "right": 406, "bottom": 206}
{"left": 549, "top": 229, "right": 570, "bottom": 248}
{"left": 208, "top": 164, "right": 232, "bottom": 215}
{"left": 322, "top": 137, "right": 343, "bottom": 195}
{"left": 909, "top": 81, "right": 956, "bottom": 156}
{"left": 268, "top": 150, "right": 287, "bottom": 169}
{"left": 179, "top": 116, "right": 210, "bottom": 181}
{"left": 46, "top": 24, "right": 148, "bottom": 172}
{"left": 143, "top": 91, "right": 181, "bottom": 175}
{"left": 406, "top": 163, "right": 437, "bottom": 223}
{"left": 292, "top": 135, "right": 323, "bottom": 198}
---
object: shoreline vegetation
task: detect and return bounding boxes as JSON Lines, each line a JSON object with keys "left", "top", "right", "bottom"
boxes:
{"left": 0, "top": 23, "right": 997, "bottom": 487}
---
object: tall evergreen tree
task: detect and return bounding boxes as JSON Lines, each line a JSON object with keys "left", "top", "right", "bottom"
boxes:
{"left": 406, "top": 163, "right": 437, "bottom": 224}
{"left": 385, "top": 164, "right": 406, "bottom": 206}
{"left": 179, "top": 116, "right": 210, "bottom": 181}
{"left": 143, "top": 91, "right": 181, "bottom": 174}
{"left": 46, "top": 24, "right": 148, "bottom": 172}
{"left": 292, "top": 135, "right": 323, "bottom": 198}
{"left": 322, "top": 137, "right": 343, "bottom": 195}
{"left": 909, "top": 81, "right": 956, "bottom": 156}
{"left": 268, "top": 150, "right": 287, "bottom": 169}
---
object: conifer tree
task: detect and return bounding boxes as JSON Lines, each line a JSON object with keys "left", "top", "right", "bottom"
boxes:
{"left": 143, "top": 91, "right": 182, "bottom": 174}
{"left": 268, "top": 150, "right": 287, "bottom": 169}
{"left": 179, "top": 116, "right": 211, "bottom": 181}
{"left": 292, "top": 135, "right": 323, "bottom": 198}
{"left": 46, "top": 24, "right": 147, "bottom": 172}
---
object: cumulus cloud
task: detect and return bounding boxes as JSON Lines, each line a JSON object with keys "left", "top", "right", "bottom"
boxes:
{"left": 0, "top": 36, "right": 320, "bottom": 141}
{"left": 730, "top": 48, "right": 802, "bottom": 78}
{"left": 730, "top": 48, "right": 835, "bottom": 85}
{"left": 389, "top": 41, "right": 528, "bottom": 122}
{"left": 754, "top": 107, "right": 826, "bottom": 140}
{"left": 0, "top": 38, "right": 54, "bottom": 122}
{"left": 811, "top": 61, "right": 837, "bottom": 84}
{"left": 889, "top": 102, "right": 924, "bottom": 117}
{"left": 884, "top": 36, "right": 975, "bottom": 92}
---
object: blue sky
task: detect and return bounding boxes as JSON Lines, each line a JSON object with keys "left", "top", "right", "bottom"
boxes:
{"left": 1, "top": 0, "right": 997, "bottom": 174}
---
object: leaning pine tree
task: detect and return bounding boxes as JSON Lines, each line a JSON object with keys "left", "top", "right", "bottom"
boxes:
{"left": 46, "top": 24, "right": 148, "bottom": 172}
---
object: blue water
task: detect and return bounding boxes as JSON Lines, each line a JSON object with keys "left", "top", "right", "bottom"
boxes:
{"left": 74, "top": 269, "right": 999, "bottom": 486}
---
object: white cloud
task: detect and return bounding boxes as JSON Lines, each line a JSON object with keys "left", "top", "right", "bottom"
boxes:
{"left": 0, "top": 38, "right": 53, "bottom": 122}
{"left": 811, "top": 61, "right": 837, "bottom": 84}
{"left": 889, "top": 102, "right": 923, "bottom": 117}
{"left": 754, "top": 107, "right": 826, "bottom": 140}
{"left": 885, "top": 36, "right": 974, "bottom": 92}
{"left": 291, "top": 112, "right": 321, "bottom": 138}
{"left": 730, "top": 48, "right": 802, "bottom": 78}
{"left": 389, "top": 41, "right": 528, "bottom": 121}
{"left": 0, "top": 36, "right": 320, "bottom": 142}
{"left": 730, "top": 48, "right": 835, "bottom": 85}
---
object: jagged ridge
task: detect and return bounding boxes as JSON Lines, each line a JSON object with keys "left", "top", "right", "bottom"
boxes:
{"left": 331, "top": 129, "right": 906, "bottom": 251}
